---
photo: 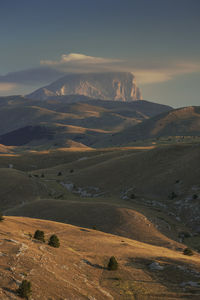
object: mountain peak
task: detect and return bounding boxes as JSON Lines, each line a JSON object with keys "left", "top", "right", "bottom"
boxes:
{"left": 27, "top": 72, "right": 142, "bottom": 101}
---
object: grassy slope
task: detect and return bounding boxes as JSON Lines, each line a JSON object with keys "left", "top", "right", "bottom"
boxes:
{"left": 0, "top": 168, "right": 48, "bottom": 211}
{"left": 1, "top": 144, "right": 200, "bottom": 249}
{"left": 34, "top": 144, "right": 200, "bottom": 199}
{"left": 5, "top": 199, "right": 180, "bottom": 249}
{"left": 0, "top": 97, "right": 172, "bottom": 148}
{"left": 101, "top": 106, "right": 200, "bottom": 147}
{"left": 1, "top": 216, "right": 200, "bottom": 299}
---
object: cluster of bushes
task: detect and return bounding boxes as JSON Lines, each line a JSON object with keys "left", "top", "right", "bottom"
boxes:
{"left": 57, "top": 169, "right": 74, "bottom": 176}
{"left": 33, "top": 230, "right": 60, "bottom": 248}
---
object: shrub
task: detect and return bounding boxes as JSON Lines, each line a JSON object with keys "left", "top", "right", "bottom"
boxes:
{"left": 108, "top": 256, "right": 118, "bottom": 271}
{"left": 168, "top": 191, "right": 177, "bottom": 200}
{"left": 41, "top": 173, "right": 45, "bottom": 178}
{"left": 57, "top": 171, "right": 62, "bottom": 176}
{"left": 34, "top": 230, "right": 45, "bottom": 242}
{"left": 0, "top": 212, "right": 4, "bottom": 222}
{"left": 130, "top": 193, "right": 135, "bottom": 199}
{"left": 179, "top": 231, "right": 191, "bottom": 238}
{"left": 17, "top": 280, "right": 32, "bottom": 299}
{"left": 48, "top": 234, "right": 60, "bottom": 248}
{"left": 183, "top": 247, "right": 193, "bottom": 256}
{"left": 70, "top": 169, "right": 74, "bottom": 173}
{"left": 193, "top": 194, "right": 198, "bottom": 199}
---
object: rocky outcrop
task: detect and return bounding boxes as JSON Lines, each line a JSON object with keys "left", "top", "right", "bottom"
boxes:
{"left": 27, "top": 72, "right": 142, "bottom": 101}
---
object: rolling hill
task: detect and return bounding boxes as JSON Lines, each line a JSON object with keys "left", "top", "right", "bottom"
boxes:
{"left": 5, "top": 200, "right": 179, "bottom": 249}
{"left": 1, "top": 144, "right": 200, "bottom": 247}
{"left": 1, "top": 216, "right": 200, "bottom": 299}
{"left": 102, "top": 106, "right": 200, "bottom": 147}
{"left": 0, "top": 140, "right": 200, "bottom": 299}
{"left": 0, "top": 95, "right": 172, "bottom": 147}
{"left": 0, "top": 87, "right": 200, "bottom": 299}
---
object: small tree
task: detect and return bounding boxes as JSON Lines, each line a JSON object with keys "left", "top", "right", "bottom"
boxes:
{"left": 183, "top": 247, "right": 193, "bottom": 256}
{"left": 168, "top": 191, "right": 177, "bottom": 200}
{"left": 48, "top": 234, "right": 60, "bottom": 248}
{"left": 17, "top": 280, "right": 32, "bottom": 299}
{"left": 108, "top": 256, "right": 118, "bottom": 271}
{"left": 130, "top": 193, "right": 135, "bottom": 199}
{"left": 34, "top": 230, "right": 45, "bottom": 242}
{"left": 0, "top": 212, "right": 4, "bottom": 222}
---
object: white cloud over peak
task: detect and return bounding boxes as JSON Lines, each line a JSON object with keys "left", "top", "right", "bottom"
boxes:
{"left": 40, "top": 53, "right": 121, "bottom": 72}
{"left": 40, "top": 52, "right": 200, "bottom": 84}
{"left": 0, "top": 52, "right": 200, "bottom": 96}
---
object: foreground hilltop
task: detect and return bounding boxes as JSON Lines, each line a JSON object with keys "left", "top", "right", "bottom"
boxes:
{"left": 27, "top": 72, "right": 142, "bottom": 101}
{"left": 1, "top": 216, "right": 200, "bottom": 299}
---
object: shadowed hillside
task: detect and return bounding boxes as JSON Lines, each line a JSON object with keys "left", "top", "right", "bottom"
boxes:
{"left": 0, "top": 95, "right": 172, "bottom": 147}
{"left": 102, "top": 106, "right": 200, "bottom": 147}
{"left": 5, "top": 200, "right": 180, "bottom": 249}
{"left": 1, "top": 144, "right": 200, "bottom": 247}
{"left": 0, "top": 168, "right": 48, "bottom": 210}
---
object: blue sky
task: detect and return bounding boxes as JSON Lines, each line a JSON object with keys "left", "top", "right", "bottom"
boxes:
{"left": 0, "top": 0, "right": 200, "bottom": 107}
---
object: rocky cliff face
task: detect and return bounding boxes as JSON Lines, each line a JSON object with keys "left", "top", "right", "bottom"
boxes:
{"left": 27, "top": 72, "right": 142, "bottom": 101}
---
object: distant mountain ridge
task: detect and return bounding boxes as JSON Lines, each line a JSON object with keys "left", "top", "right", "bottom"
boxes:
{"left": 27, "top": 72, "right": 142, "bottom": 101}
{"left": 0, "top": 95, "right": 172, "bottom": 147}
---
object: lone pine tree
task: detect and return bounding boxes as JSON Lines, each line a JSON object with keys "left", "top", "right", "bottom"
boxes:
{"left": 17, "top": 280, "right": 32, "bottom": 299}
{"left": 34, "top": 230, "right": 45, "bottom": 242}
{"left": 48, "top": 234, "right": 60, "bottom": 248}
{"left": 108, "top": 256, "right": 118, "bottom": 270}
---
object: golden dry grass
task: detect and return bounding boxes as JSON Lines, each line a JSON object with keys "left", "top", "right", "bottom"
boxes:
{"left": 0, "top": 144, "right": 16, "bottom": 153}
{"left": 1, "top": 216, "right": 200, "bottom": 299}
{"left": 5, "top": 199, "right": 181, "bottom": 249}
